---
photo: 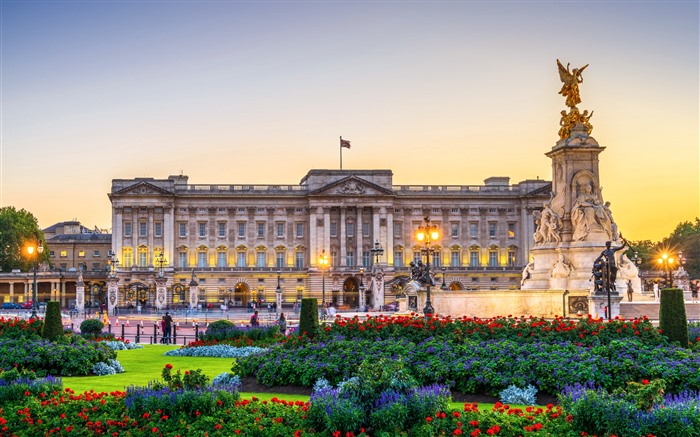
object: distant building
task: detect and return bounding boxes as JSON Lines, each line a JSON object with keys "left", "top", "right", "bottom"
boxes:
{"left": 0, "top": 221, "right": 111, "bottom": 309}
{"left": 108, "top": 170, "right": 551, "bottom": 310}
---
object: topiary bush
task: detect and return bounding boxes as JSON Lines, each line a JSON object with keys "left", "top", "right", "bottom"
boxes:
{"left": 298, "top": 298, "right": 319, "bottom": 338}
{"left": 42, "top": 301, "right": 64, "bottom": 341}
{"left": 79, "top": 319, "right": 104, "bottom": 337}
{"left": 659, "top": 288, "right": 689, "bottom": 346}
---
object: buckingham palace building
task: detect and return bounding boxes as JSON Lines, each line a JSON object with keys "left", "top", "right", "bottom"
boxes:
{"left": 108, "top": 169, "right": 551, "bottom": 310}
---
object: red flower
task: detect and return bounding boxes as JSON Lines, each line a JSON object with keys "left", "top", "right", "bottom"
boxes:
{"left": 165, "top": 364, "right": 173, "bottom": 369}
{"left": 642, "top": 379, "right": 650, "bottom": 385}
{"left": 426, "top": 416, "right": 433, "bottom": 422}
{"left": 454, "top": 430, "right": 463, "bottom": 435}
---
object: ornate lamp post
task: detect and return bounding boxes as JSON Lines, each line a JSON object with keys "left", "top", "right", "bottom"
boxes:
{"left": 358, "top": 267, "right": 366, "bottom": 311}
{"left": 441, "top": 267, "right": 448, "bottom": 290}
{"left": 26, "top": 241, "right": 44, "bottom": 319}
{"left": 155, "top": 251, "right": 166, "bottom": 278}
{"left": 107, "top": 252, "right": 120, "bottom": 278}
{"left": 319, "top": 249, "right": 329, "bottom": 311}
{"left": 370, "top": 240, "right": 384, "bottom": 266}
{"left": 657, "top": 253, "right": 677, "bottom": 288}
{"left": 415, "top": 217, "right": 439, "bottom": 317}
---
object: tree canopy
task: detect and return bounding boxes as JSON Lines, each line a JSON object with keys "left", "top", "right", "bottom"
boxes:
{"left": 0, "top": 206, "right": 46, "bottom": 272}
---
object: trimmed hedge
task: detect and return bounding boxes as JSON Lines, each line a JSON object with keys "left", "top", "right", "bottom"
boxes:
{"left": 299, "top": 298, "right": 319, "bottom": 338}
{"left": 42, "top": 301, "right": 64, "bottom": 341}
{"left": 80, "top": 319, "right": 104, "bottom": 337}
{"left": 659, "top": 288, "right": 689, "bottom": 346}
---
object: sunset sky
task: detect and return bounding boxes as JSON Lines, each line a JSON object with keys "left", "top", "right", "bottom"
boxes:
{"left": 1, "top": 1, "right": 698, "bottom": 242}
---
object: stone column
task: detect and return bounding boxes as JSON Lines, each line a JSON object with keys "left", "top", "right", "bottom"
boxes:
{"left": 340, "top": 208, "right": 347, "bottom": 267}
{"left": 356, "top": 207, "right": 363, "bottom": 267}
{"left": 107, "top": 276, "right": 119, "bottom": 315}
{"left": 75, "top": 276, "right": 85, "bottom": 312}
{"left": 275, "top": 288, "right": 283, "bottom": 314}
{"left": 386, "top": 210, "right": 394, "bottom": 266}
{"left": 309, "top": 207, "right": 318, "bottom": 267}
{"left": 189, "top": 273, "right": 199, "bottom": 309}
{"left": 155, "top": 275, "right": 168, "bottom": 310}
{"left": 323, "top": 208, "right": 331, "bottom": 262}
{"left": 8, "top": 282, "right": 14, "bottom": 303}
{"left": 148, "top": 207, "right": 155, "bottom": 265}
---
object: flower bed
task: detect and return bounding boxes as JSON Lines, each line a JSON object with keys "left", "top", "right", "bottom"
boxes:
{"left": 239, "top": 337, "right": 700, "bottom": 395}
{"left": 321, "top": 314, "right": 665, "bottom": 346}
{"left": 165, "top": 345, "right": 266, "bottom": 358}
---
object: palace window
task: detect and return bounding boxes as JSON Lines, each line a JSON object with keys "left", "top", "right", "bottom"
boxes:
{"left": 451, "top": 223, "right": 459, "bottom": 238}
{"left": 362, "top": 251, "right": 371, "bottom": 268}
{"left": 394, "top": 222, "right": 402, "bottom": 237}
{"left": 237, "top": 223, "right": 246, "bottom": 238}
{"left": 124, "top": 222, "right": 132, "bottom": 237}
{"left": 139, "top": 221, "right": 147, "bottom": 237}
{"left": 489, "top": 250, "right": 499, "bottom": 267}
{"left": 451, "top": 251, "right": 461, "bottom": 267}
{"left": 276, "top": 223, "right": 285, "bottom": 238}
{"left": 155, "top": 222, "right": 163, "bottom": 237}
{"left": 346, "top": 222, "right": 354, "bottom": 238}
{"left": 138, "top": 247, "right": 148, "bottom": 267}
{"left": 217, "top": 251, "right": 227, "bottom": 268}
{"left": 489, "top": 222, "right": 497, "bottom": 239}
{"left": 256, "top": 251, "right": 266, "bottom": 268}
{"left": 432, "top": 252, "right": 441, "bottom": 267}
{"left": 346, "top": 252, "right": 355, "bottom": 267}
{"left": 507, "top": 249, "right": 516, "bottom": 267}
{"left": 198, "top": 223, "right": 206, "bottom": 238}
{"left": 394, "top": 251, "right": 403, "bottom": 267}
{"left": 508, "top": 223, "right": 516, "bottom": 238}
{"left": 469, "top": 223, "right": 478, "bottom": 238}
{"left": 78, "top": 250, "right": 85, "bottom": 258}
{"left": 362, "top": 222, "right": 370, "bottom": 237}
{"left": 197, "top": 251, "right": 207, "bottom": 268}
{"left": 470, "top": 250, "right": 480, "bottom": 267}
{"left": 178, "top": 252, "right": 188, "bottom": 268}
{"left": 330, "top": 222, "right": 337, "bottom": 237}
{"left": 122, "top": 248, "right": 133, "bottom": 268}
{"left": 295, "top": 223, "right": 304, "bottom": 238}
{"left": 276, "top": 251, "right": 285, "bottom": 268}
{"left": 179, "top": 223, "right": 187, "bottom": 238}
{"left": 237, "top": 252, "right": 246, "bottom": 267}
{"left": 257, "top": 223, "right": 265, "bottom": 238}
{"left": 218, "top": 223, "right": 227, "bottom": 238}
{"left": 60, "top": 250, "right": 67, "bottom": 258}
{"left": 295, "top": 252, "right": 304, "bottom": 269}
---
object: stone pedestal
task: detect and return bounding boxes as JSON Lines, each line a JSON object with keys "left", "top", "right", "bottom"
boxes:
{"left": 589, "top": 292, "right": 623, "bottom": 319}
{"left": 155, "top": 276, "right": 168, "bottom": 310}
{"left": 107, "top": 277, "right": 119, "bottom": 315}
{"left": 275, "top": 290, "right": 282, "bottom": 314}
{"left": 75, "top": 281, "right": 85, "bottom": 312}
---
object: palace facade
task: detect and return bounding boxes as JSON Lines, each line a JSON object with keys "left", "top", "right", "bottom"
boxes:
{"left": 108, "top": 169, "right": 551, "bottom": 310}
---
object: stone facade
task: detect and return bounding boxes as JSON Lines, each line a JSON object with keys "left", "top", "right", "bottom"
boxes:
{"left": 107, "top": 170, "right": 551, "bottom": 310}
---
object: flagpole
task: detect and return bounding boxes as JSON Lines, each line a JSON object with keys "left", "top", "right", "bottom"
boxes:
{"left": 339, "top": 136, "right": 343, "bottom": 170}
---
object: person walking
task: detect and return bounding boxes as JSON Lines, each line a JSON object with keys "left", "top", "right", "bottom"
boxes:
{"left": 691, "top": 280, "right": 698, "bottom": 303}
{"left": 653, "top": 282, "right": 660, "bottom": 302}
{"left": 278, "top": 312, "right": 287, "bottom": 335}
{"left": 626, "top": 280, "right": 634, "bottom": 302}
{"left": 163, "top": 311, "right": 173, "bottom": 344}
{"left": 250, "top": 310, "right": 260, "bottom": 327}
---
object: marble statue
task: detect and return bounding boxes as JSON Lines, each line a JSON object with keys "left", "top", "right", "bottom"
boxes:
{"left": 617, "top": 252, "right": 639, "bottom": 281}
{"left": 521, "top": 262, "right": 534, "bottom": 287}
{"left": 557, "top": 59, "right": 588, "bottom": 108}
{"left": 551, "top": 253, "right": 574, "bottom": 278}
{"left": 533, "top": 200, "right": 562, "bottom": 244}
{"left": 572, "top": 182, "right": 612, "bottom": 241}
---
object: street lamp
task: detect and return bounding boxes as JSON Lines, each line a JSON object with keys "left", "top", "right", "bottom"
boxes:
{"left": 370, "top": 240, "right": 384, "bottom": 266}
{"left": 441, "top": 267, "right": 448, "bottom": 290}
{"left": 26, "top": 241, "right": 44, "bottom": 319}
{"left": 358, "top": 267, "right": 366, "bottom": 311}
{"left": 415, "top": 217, "right": 440, "bottom": 317}
{"left": 319, "top": 249, "right": 329, "bottom": 311}
{"left": 657, "top": 253, "right": 677, "bottom": 288}
{"left": 155, "top": 251, "right": 167, "bottom": 278}
{"left": 107, "top": 251, "right": 120, "bottom": 278}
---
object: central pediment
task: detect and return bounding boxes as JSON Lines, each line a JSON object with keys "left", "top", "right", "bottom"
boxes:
{"left": 308, "top": 176, "right": 395, "bottom": 197}
{"left": 111, "top": 180, "right": 175, "bottom": 197}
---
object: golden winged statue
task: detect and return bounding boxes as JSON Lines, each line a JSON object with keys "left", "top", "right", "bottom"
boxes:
{"left": 557, "top": 59, "right": 588, "bottom": 108}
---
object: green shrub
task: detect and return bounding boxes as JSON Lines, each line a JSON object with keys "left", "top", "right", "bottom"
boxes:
{"left": 42, "top": 301, "right": 64, "bottom": 341}
{"left": 80, "top": 318, "right": 104, "bottom": 337}
{"left": 659, "top": 288, "right": 689, "bottom": 346}
{"left": 298, "top": 298, "right": 319, "bottom": 338}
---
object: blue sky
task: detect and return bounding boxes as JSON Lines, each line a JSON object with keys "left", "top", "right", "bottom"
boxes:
{"left": 1, "top": 1, "right": 698, "bottom": 241}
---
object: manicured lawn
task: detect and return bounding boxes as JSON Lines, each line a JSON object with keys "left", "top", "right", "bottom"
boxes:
{"left": 63, "top": 345, "right": 233, "bottom": 393}
{"left": 62, "top": 344, "right": 492, "bottom": 408}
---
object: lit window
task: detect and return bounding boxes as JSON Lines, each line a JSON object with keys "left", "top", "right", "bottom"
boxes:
{"left": 508, "top": 223, "right": 516, "bottom": 238}
{"left": 78, "top": 250, "right": 85, "bottom": 258}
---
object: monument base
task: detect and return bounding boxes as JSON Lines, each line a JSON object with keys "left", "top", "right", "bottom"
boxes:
{"left": 589, "top": 293, "right": 623, "bottom": 319}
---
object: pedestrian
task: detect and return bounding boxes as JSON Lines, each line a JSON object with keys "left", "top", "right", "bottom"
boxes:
{"left": 691, "top": 280, "right": 698, "bottom": 303}
{"left": 160, "top": 318, "right": 166, "bottom": 343}
{"left": 278, "top": 312, "right": 287, "bottom": 335}
{"left": 653, "top": 282, "right": 660, "bottom": 302}
{"left": 163, "top": 311, "right": 173, "bottom": 344}
{"left": 267, "top": 302, "right": 271, "bottom": 313}
{"left": 626, "top": 280, "right": 634, "bottom": 302}
{"left": 250, "top": 310, "right": 260, "bottom": 327}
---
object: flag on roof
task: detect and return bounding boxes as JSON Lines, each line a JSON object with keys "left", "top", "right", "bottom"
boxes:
{"left": 340, "top": 138, "right": 351, "bottom": 149}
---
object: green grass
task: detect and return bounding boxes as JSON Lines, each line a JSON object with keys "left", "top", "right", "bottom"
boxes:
{"left": 63, "top": 345, "right": 234, "bottom": 394}
{"left": 62, "top": 345, "right": 500, "bottom": 408}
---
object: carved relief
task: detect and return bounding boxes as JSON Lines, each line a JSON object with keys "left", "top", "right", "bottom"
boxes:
{"left": 337, "top": 181, "right": 365, "bottom": 195}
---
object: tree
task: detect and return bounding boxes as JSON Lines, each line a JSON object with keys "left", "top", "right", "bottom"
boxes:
{"left": 0, "top": 207, "right": 46, "bottom": 273}
{"left": 662, "top": 218, "right": 700, "bottom": 279}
